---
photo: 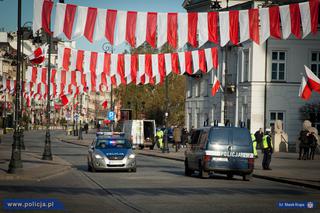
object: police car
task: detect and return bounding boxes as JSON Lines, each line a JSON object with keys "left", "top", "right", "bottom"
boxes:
{"left": 88, "top": 132, "right": 136, "bottom": 172}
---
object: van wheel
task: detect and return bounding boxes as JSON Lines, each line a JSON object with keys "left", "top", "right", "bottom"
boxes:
{"left": 198, "top": 162, "right": 209, "bottom": 179}
{"left": 131, "top": 168, "right": 137, "bottom": 172}
{"left": 184, "top": 159, "right": 193, "bottom": 176}
{"left": 242, "top": 174, "right": 252, "bottom": 181}
{"left": 227, "top": 173, "right": 234, "bottom": 179}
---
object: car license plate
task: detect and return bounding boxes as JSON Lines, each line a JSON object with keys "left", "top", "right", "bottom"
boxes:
{"left": 212, "top": 157, "right": 228, "bottom": 162}
{"left": 109, "top": 160, "right": 121, "bottom": 165}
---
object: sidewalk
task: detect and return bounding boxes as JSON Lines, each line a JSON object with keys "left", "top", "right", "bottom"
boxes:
{"left": 0, "top": 131, "right": 72, "bottom": 181}
{"left": 55, "top": 131, "right": 320, "bottom": 189}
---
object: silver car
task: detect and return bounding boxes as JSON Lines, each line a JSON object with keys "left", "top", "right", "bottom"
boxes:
{"left": 87, "top": 136, "right": 136, "bottom": 172}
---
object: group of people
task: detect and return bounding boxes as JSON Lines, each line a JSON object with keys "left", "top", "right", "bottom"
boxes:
{"left": 156, "top": 126, "right": 190, "bottom": 152}
{"left": 252, "top": 128, "right": 273, "bottom": 170}
{"left": 298, "top": 120, "right": 318, "bottom": 161}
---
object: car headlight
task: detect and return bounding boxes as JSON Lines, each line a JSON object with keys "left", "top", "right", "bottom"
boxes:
{"left": 128, "top": 154, "right": 135, "bottom": 159}
{"left": 94, "top": 154, "right": 103, "bottom": 159}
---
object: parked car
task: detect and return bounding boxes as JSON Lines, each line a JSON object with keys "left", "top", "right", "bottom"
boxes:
{"left": 185, "top": 126, "right": 254, "bottom": 180}
{"left": 87, "top": 135, "right": 136, "bottom": 172}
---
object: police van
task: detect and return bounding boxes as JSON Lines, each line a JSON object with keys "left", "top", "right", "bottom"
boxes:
{"left": 185, "top": 126, "right": 254, "bottom": 180}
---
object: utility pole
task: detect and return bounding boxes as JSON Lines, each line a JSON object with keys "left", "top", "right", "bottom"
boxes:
{"left": 8, "top": 0, "right": 22, "bottom": 173}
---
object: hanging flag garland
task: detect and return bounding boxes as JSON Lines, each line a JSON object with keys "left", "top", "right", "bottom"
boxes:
{"left": 33, "top": 0, "right": 319, "bottom": 47}
{"left": 55, "top": 46, "right": 219, "bottom": 86}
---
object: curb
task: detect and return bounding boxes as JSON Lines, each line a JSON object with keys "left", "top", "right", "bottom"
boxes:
{"left": 138, "top": 152, "right": 184, "bottom": 162}
{"left": 0, "top": 164, "right": 72, "bottom": 181}
{"left": 57, "top": 138, "right": 89, "bottom": 147}
{"left": 252, "top": 174, "right": 320, "bottom": 190}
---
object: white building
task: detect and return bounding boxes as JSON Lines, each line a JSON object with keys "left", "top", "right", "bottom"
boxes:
{"left": 183, "top": 0, "right": 320, "bottom": 150}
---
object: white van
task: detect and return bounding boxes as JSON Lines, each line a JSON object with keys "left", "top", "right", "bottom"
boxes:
{"left": 122, "top": 120, "right": 156, "bottom": 149}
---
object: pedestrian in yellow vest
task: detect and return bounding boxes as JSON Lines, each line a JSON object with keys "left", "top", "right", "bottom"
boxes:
{"left": 262, "top": 129, "right": 273, "bottom": 170}
{"left": 156, "top": 129, "right": 164, "bottom": 150}
{"left": 251, "top": 134, "right": 258, "bottom": 158}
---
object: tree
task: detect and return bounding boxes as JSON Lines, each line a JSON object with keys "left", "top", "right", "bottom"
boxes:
{"left": 115, "top": 43, "right": 186, "bottom": 127}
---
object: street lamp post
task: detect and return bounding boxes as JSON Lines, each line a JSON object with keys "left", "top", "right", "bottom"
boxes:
{"left": 102, "top": 42, "right": 114, "bottom": 130}
{"left": 162, "top": 76, "right": 169, "bottom": 153}
{"left": 8, "top": 0, "right": 23, "bottom": 173}
{"left": 19, "top": 21, "right": 32, "bottom": 151}
{"left": 2, "top": 94, "right": 7, "bottom": 134}
{"left": 42, "top": 33, "right": 52, "bottom": 160}
{"left": 78, "top": 93, "right": 83, "bottom": 140}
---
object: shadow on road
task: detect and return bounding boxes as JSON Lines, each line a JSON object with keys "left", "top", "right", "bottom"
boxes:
{"left": 0, "top": 184, "right": 307, "bottom": 196}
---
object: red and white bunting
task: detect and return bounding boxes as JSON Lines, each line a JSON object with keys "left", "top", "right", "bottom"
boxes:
{"left": 54, "top": 46, "right": 218, "bottom": 89}
{"left": 33, "top": 0, "right": 53, "bottom": 35}
{"left": 34, "top": 0, "right": 319, "bottom": 47}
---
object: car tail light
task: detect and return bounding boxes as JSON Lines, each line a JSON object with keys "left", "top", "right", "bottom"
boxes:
{"left": 248, "top": 158, "right": 254, "bottom": 169}
{"left": 203, "top": 155, "right": 212, "bottom": 162}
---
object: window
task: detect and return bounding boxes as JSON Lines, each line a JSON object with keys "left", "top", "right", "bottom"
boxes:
{"left": 271, "top": 51, "right": 286, "bottom": 81}
{"left": 195, "top": 80, "right": 201, "bottom": 97}
{"left": 242, "top": 49, "right": 249, "bottom": 82}
{"left": 269, "top": 111, "right": 285, "bottom": 130}
{"left": 187, "top": 78, "right": 192, "bottom": 98}
{"left": 202, "top": 79, "right": 209, "bottom": 97}
{"left": 311, "top": 51, "right": 320, "bottom": 78}
{"left": 188, "top": 113, "right": 192, "bottom": 130}
{"left": 196, "top": 112, "right": 201, "bottom": 128}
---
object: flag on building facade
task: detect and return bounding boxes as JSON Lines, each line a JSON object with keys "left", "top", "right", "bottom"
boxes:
{"left": 299, "top": 76, "right": 312, "bottom": 100}
{"left": 305, "top": 65, "right": 320, "bottom": 92}
{"left": 101, "top": 100, "right": 108, "bottom": 109}
{"left": 211, "top": 75, "right": 220, "bottom": 96}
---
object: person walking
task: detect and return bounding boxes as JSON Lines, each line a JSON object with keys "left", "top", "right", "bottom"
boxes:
{"left": 173, "top": 126, "right": 182, "bottom": 152}
{"left": 307, "top": 127, "right": 318, "bottom": 160}
{"left": 84, "top": 122, "right": 89, "bottom": 134}
{"left": 254, "top": 128, "right": 264, "bottom": 150}
{"left": 251, "top": 133, "right": 258, "bottom": 158}
{"left": 181, "top": 127, "right": 188, "bottom": 148}
{"left": 298, "top": 120, "right": 312, "bottom": 160}
{"left": 262, "top": 128, "right": 273, "bottom": 170}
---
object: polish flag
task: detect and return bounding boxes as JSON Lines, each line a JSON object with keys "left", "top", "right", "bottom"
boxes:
{"left": 60, "top": 94, "right": 69, "bottom": 106}
{"left": 305, "top": 65, "right": 320, "bottom": 93}
{"left": 211, "top": 75, "right": 220, "bottom": 96}
{"left": 101, "top": 100, "right": 108, "bottom": 109}
{"left": 27, "top": 44, "right": 48, "bottom": 65}
{"left": 299, "top": 76, "right": 312, "bottom": 100}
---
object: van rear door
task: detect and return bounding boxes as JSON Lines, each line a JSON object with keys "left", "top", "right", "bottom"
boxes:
{"left": 228, "top": 128, "right": 254, "bottom": 170}
{"left": 206, "top": 127, "right": 231, "bottom": 163}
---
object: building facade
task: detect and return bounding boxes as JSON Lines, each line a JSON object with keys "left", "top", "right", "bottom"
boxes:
{"left": 184, "top": 0, "right": 320, "bottom": 150}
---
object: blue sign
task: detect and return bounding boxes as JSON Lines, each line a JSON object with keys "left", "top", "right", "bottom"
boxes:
{"left": 107, "top": 111, "right": 115, "bottom": 120}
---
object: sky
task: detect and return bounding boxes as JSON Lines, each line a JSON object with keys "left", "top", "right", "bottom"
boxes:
{"left": 0, "top": 0, "right": 185, "bottom": 52}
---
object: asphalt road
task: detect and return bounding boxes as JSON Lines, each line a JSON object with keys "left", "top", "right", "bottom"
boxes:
{"left": 0, "top": 130, "right": 319, "bottom": 213}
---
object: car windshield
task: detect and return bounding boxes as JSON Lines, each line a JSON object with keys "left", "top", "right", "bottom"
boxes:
{"left": 96, "top": 139, "right": 131, "bottom": 149}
